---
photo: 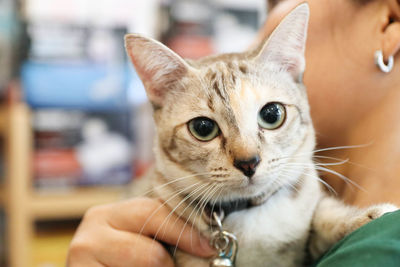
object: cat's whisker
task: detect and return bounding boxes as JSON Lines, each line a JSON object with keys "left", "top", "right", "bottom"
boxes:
{"left": 312, "top": 143, "right": 373, "bottom": 154}
{"left": 195, "top": 185, "right": 225, "bottom": 249}
{"left": 284, "top": 159, "right": 349, "bottom": 167}
{"left": 145, "top": 182, "right": 208, "bottom": 263}
{"left": 313, "top": 155, "right": 349, "bottom": 161}
{"left": 313, "top": 155, "right": 374, "bottom": 170}
{"left": 279, "top": 143, "right": 373, "bottom": 161}
{"left": 280, "top": 167, "right": 335, "bottom": 195}
{"left": 314, "top": 159, "right": 349, "bottom": 166}
{"left": 137, "top": 172, "right": 215, "bottom": 197}
{"left": 138, "top": 180, "right": 205, "bottom": 237}
{"left": 151, "top": 182, "right": 210, "bottom": 245}
{"left": 315, "top": 177, "right": 337, "bottom": 195}
{"left": 282, "top": 162, "right": 361, "bottom": 193}
{"left": 148, "top": 183, "right": 212, "bottom": 261}
{"left": 168, "top": 183, "right": 216, "bottom": 232}
{"left": 315, "top": 166, "right": 366, "bottom": 192}
{"left": 189, "top": 184, "right": 221, "bottom": 241}
{"left": 171, "top": 183, "right": 214, "bottom": 236}
{"left": 172, "top": 184, "right": 220, "bottom": 256}
{"left": 189, "top": 184, "right": 223, "bottom": 251}
{"left": 190, "top": 184, "right": 221, "bottom": 230}
{"left": 283, "top": 159, "right": 369, "bottom": 193}
{"left": 275, "top": 172, "right": 301, "bottom": 194}
{"left": 280, "top": 168, "right": 337, "bottom": 196}
{"left": 210, "top": 178, "right": 232, "bottom": 183}
{"left": 188, "top": 189, "right": 213, "bottom": 252}
{"left": 207, "top": 185, "right": 225, "bottom": 231}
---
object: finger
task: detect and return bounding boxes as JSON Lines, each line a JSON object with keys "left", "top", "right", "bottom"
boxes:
{"left": 100, "top": 198, "right": 215, "bottom": 258}
{"left": 68, "top": 222, "right": 106, "bottom": 267}
{"left": 95, "top": 227, "right": 174, "bottom": 267}
{"left": 67, "top": 246, "right": 104, "bottom": 267}
{"left": 69, "top": 221, "right": 174, "bottom": 267}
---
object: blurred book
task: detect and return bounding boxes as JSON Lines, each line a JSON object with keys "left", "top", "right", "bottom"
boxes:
{"left": 22, "top": 24, "right": 130, "bottom": 110}
{"left": 33, "top": 109, "right": 84, "bottom": 149}
{"left": 33, "top": 149, "right": 81, "bottom": 188}
{"left": 22, "top": 61, "right": 130, "bottom": 110}
{"left": 164, "top": 0, "right": 214, "bottom": 58}
{"left": 32, "top": 109, "right": 133, "bottom": 188}
{"left": 21, "top": 1, "right": 137, "bottom": 189}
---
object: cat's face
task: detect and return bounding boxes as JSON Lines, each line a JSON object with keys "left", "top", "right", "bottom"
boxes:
{"left": 126, "top": 4, "right": 313, "bottom": 204}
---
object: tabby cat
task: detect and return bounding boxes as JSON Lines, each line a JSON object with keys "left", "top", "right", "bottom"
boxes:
{"left": 125, "top": 4, "right": 397, "bottom": 267}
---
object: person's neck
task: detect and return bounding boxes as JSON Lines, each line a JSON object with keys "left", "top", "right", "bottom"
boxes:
{"left": 317, "top": 84, "right": 400, "bottom": 207}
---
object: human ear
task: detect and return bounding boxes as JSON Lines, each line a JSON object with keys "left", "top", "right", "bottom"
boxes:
{"left": 381, "top": 1, "right": 400, "bottom": 60}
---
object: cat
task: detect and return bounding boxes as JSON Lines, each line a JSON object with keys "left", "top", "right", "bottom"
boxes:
{"left": 125, "top": 3, "right": 397, "bottom": 267}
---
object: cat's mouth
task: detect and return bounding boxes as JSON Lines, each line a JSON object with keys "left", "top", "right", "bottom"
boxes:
{"left": 202, "top": 191, "right": 268, "bottom": 224}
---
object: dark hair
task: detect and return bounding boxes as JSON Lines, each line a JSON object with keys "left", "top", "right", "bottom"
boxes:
{"left": 267, "top": 0, "right": 376, "bottom": 10}
{"left": 267, "top": 0, "right": 281, "bottom": 10}
{"left": 352, "top": 0, "right": 375, "bottom": 4}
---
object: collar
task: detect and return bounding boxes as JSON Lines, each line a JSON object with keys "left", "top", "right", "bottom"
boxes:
{"left": 204, "top": 189, "right": 280, "bottom": 225}
{"left": 206, "top": 198, "right": 255, "bottom": 220}
{"left": 204, "top": 191, "right": 271, "bottom": 225}
{"left": 183, "top": 188, "right": 277, "bottom": 225}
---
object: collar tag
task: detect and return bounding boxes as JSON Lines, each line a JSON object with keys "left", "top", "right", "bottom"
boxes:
{"left": 209, "top": 211, "right": 238, "bottom": 267}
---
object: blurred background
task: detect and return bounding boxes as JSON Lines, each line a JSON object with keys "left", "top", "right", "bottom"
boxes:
{"left": 0, "top": 0, "right": 266, "bottom": 266}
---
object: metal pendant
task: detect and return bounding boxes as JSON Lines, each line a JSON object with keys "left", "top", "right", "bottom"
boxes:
{"left": 209, "top": 212, "right": 238, "bottom": 267}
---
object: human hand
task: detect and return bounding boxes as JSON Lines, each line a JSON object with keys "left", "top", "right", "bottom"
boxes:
{"left": 67, "top": 197, "right": 215, "bottom": 266}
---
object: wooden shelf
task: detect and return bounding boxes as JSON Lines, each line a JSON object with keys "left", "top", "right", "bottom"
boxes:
{"left": 0, "top": 106, "right": 7, "bottom": 134}
{"left": 0, "top": 185, "right": 5, "bottom": 206}
{"left": 30, "top": 186, "right": 126, "bottom": 220}
{"left": 0, "top": 101, "right": 132, "bottom": 266}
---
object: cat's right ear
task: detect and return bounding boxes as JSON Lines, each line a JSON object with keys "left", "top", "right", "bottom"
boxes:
{"left": 255, "top": 3, "right": 309, "bottom": 82}
{"left": 125, "top": 34, "right": 190, "bottom": 108}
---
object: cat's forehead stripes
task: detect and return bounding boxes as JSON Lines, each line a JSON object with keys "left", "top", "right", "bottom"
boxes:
{"left": 204, "top": 63, "right": 242, "bottom": 130}
{"left": 212, "top": 74, "right": 229, "bottom": 104}
{"left": 207, "top": 62, "right": 237, "bottom": 102}
{"left": 205, "top": 61, "right": 248, "bottom": 104}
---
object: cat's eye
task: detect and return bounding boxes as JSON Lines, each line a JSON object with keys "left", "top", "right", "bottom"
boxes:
{"left": 258, "top": 102, "right": 286, "bottom": 130}
{"left": 188, "top": 117, "right": 219, "bottom": 141}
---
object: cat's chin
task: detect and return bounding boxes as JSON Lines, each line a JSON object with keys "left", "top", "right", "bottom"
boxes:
{"left": 229, "top": 181, "right": 270, "bottom": 198}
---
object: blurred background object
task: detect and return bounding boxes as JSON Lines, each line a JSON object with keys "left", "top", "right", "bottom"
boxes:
{"left": 0, "top": 0, "right": 25, "bottom": 97}
{"left": 0, "top": 0, "right": 266, "bottom": 266}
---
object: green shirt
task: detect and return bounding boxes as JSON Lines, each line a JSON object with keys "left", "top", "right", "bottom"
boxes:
{"left": 314, "top": 210, "right": 400, "bottom": 267}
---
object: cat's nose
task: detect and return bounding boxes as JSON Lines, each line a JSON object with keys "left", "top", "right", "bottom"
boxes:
{"left": 234, "top": 156, "right": 261, "bottom": 178}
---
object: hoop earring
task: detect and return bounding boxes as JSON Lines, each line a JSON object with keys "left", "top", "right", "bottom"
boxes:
{"left": 375, "top": 50, "right": 394, "bottom": 73}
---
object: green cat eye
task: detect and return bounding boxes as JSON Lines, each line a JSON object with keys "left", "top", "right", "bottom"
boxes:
{"left": 188, "top": 117, "right": 219, "bottom": 141}
{"left": 258, "top": 102, "right": 286, "bottom": 130}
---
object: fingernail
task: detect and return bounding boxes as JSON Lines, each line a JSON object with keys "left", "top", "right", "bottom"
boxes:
{"left": 200, "top": 236, "right": 215, "bottom": 256}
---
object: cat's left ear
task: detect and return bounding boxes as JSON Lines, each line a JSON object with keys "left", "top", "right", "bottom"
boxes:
{"left": 255, "top": 3, "right": 309, "bottom": 82}
{"left": 125, "top": 34, "right": 191, "bottom": 108}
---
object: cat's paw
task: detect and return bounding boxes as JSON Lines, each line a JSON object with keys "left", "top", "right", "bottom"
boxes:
{"left": 347, "top": 203, "right": 398, "bottom": 233}
{"left": 309, "top": 198, "right": 398, "bottom": 260}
